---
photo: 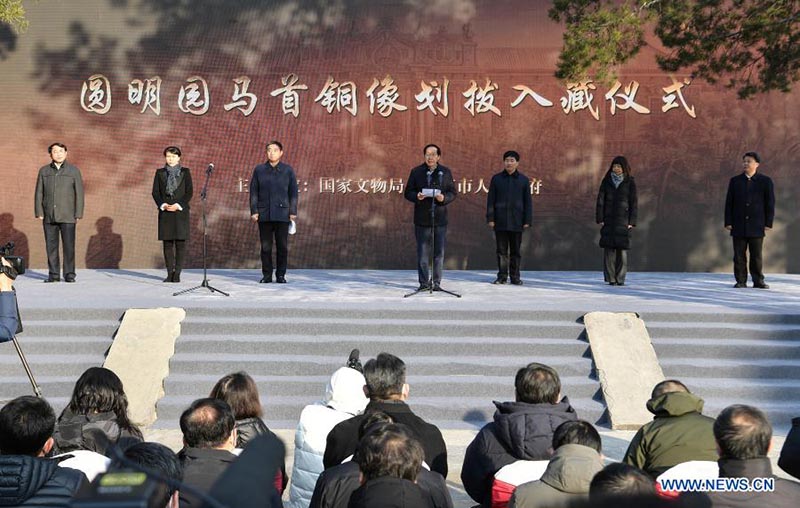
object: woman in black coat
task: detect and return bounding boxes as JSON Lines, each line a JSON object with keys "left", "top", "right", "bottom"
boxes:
{"left": 152, "top": 146, "right": 192, "bottom": 282}
{"left": 595, "top": 156, "right": 637, "bottom": 285}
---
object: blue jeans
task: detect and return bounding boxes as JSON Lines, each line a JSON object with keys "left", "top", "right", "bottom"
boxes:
{"left": 415, "top": 225, "right": 447, "bottom": 285}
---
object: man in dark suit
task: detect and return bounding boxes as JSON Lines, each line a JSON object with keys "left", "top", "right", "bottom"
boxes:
{"left": 34, "top": 142, "right": 84, "bottom": 283}
{"left": 249, "top": 140, "right": 298, "bottom": 283}
{"left": 403, "top": 144, "right": 457, "bottom": 291}
{"left": 724, "top": 151, "right": 775, "bottom": 289}
{"left": 486, "top": 150, "right": 532, "bottom": 285}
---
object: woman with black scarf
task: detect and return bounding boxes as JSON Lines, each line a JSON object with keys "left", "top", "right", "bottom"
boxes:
{"left": 152, "top": 146, "right": 193, "bottom": 282}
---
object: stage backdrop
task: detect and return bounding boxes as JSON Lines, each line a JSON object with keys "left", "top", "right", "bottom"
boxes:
{"left": 1, "top": 0, "right": 799, "bottom": 272}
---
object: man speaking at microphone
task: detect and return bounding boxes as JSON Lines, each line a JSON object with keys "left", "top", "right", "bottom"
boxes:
{"left": 404, "top": 144, "right": 457, "bottom": 291}
{"left": 250, "top": 140, "right": 298, "bottom": 284}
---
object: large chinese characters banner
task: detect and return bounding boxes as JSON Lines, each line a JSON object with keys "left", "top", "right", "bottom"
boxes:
{"left": 1, "top": 0, "right": 799, "bottom": 272}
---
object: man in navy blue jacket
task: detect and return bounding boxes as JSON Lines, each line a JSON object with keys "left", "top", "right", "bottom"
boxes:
{"left": 249, "top": 141, "right": 298, "bottom": 283}
{"left": 724, "top": 151, "right": 775, "bottom": 289}
{"left": 403, "top": 144, "right": 457, "bottom": 291}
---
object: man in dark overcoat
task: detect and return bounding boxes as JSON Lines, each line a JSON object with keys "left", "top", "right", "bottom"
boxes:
{"left": 724, "top": 151, "right": 775, "bottom": 288}
{"left": 403, "top": 144, "right": 457, "bottom": 291}
{"left": 250, "top": 140, "right": 298, "bottom": 283}
{"left": 486, "top": 150, "right": 532, "bottom": 285}
{"left": 34, "top": 142, "right": 84, "bottom": 283}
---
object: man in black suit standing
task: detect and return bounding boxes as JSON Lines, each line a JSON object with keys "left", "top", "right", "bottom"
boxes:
{"left": 249, "top": 141, "right": 298, "bottom": 284}
{"left": 486, "top": 150, "right": 532, "bottom": 285}
{"left": 724, "top": 151, "right": 775, "bottom": 289}
{"left": 403, "top": 144, "right": 457, "bottom": 291}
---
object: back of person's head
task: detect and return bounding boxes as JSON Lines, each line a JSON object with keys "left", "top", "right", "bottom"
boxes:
{"left": 714, "top": 404, "right": 772, "bottom": 460}
{"left": 66, "top": 367, "right": 141, "bottom": 437}
{"left": 209, "top": 371, "right": 263, "bottom": 420}
{"left": 121, "top": 442, "right": 182, "bottom": 508}
{"left": 357, "top": 411, "right": 395, "bottom": 440}
{"left": 355, "top": 423, "right": 424, "bottom": 482}
{"left": 590, "top": 463, "right": 656, "bottom": 499}
{"left": 515, "top": 362, "right": 561, "bottom": 404}
{"left": 0, "top": 395, "right": 55, "bottom": 456}
{"left": 363, "top": 353, "right": 406, "bottom": 400}
{"left": 552, "top": 420, "right": 602, "bottom": 453}
{"left": 651, "top": 379, "right": 690, "bottom": 399}
{"left": 179, "top": 398, "right": 235, "bottom": 449}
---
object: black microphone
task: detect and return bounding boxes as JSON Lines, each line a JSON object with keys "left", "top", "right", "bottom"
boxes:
{"left": 207, "top": 163, "right": 215, "bottom": 174}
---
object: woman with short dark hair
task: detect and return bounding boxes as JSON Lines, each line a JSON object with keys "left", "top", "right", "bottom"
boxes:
{"left": 152, "top": 146, "right": 193, "bottom": 282}
{"left": 596, "top": 156, "right": 638, "bottom": 286}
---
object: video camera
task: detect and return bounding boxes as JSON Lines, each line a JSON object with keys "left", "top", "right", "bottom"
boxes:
{"left": 70, "top": 470, "right": 169, "bottom": 508}
{"left": 0, "top": 241, "right": 25, "bottom": 277}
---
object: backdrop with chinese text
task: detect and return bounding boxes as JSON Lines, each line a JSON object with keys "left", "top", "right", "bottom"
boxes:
{"left": 1, "top": 0, "right": 799, "bottom": 272}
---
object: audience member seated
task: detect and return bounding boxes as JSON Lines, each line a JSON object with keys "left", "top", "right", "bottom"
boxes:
{"left": 310, "top": 412, "right": 452, "bottom": 508}
{"left": 53, "top": 366, "right": 144, "bottom": 456}
{"left": 178, "top": 398, "right": 239, "bottom": 508}
{"left": 461, "top": 362, "right": 577, "bottom": 507}
{"left": 348, "top": 422, "right": 432, "bottom": 508}
{"left": 778, "top": 416, "right": 799, "bottom": 480}
{"left": 682, "top": 404, "right": 800, "bottom": 508}
{"left": 206, "top": 432, "right": 285, "bottom": 508}
{"left": 209, "top": 371, "right": 287, "bottom": 493}
{"left": 0, "top": 395, "right": 87, "bottom": 507}
{"left": 509, "top": 420, "right": 604, "bottom": 508}
{"left": 590, "top": 462, "right": 657, "bottom": 502}
{"left": 324, "top": 352, "right": 448, "bottom": 477}
{"left": 290, "top": 355, "right": 369, "bottom": 508}
{"left": 121, "top": 442, "right": 183, "bottom": 508}
{"left": 623, "top": 379, "right": 716, "bottom": 477}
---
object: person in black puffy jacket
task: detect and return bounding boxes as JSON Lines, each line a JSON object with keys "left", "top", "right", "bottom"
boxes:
{"left": 461, "top": 362, "right": 578, "bottom": 507}
{"left": 0, "top": 395, "right": 87, "bottom": 507}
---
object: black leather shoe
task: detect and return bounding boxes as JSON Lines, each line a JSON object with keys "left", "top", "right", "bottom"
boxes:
{"left": 163, "top": 272, "right": 174, "bottom": 283}
{"left": 510, "top": 279, "right": 523, "bottom": 285}
{"left": 417, "top": 284, "right": 430, "bottom": 291}
{"left": 44, "top": 278, "right": 60, "bottom": 283}
{"left": 616, "top": 281, "right": 624, "bottom": 286}
{"left": 754, "top": 283, "right": 770, "bottom": 289}
{"left": 276, "top": 276, "right": 287, "bottom": 283}
{"left": 64, "top": 277, "right": 76, "bottom": 283}
{"left": 259, "top": 277, "right": 272, "bottom": 283}
{"left": 432, "top": 283, "right": 441, "bottom": 291}
{"left": 492, "top": 278, "right": 508, "bottom": 285}
{"left": 172, "top": 274, "right": 181, "bottom": 283}
{"left": 733, "top": 282, "right": 747, "bottom": 288}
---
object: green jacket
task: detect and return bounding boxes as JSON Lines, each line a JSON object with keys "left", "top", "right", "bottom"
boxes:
{"left": 622, "top": 391, "right": 717, "bottom": 477}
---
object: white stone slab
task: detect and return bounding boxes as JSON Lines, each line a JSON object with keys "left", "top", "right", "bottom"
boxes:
{"left": 104, "top": 308, "right": 186, "bottom": 427}
{"left": 584, "top": 311, "right": 664, "bottom": 430}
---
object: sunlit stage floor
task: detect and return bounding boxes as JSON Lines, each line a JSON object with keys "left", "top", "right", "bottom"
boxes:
{"left": 12, "top": 269, "right": 800, "bottom": 313}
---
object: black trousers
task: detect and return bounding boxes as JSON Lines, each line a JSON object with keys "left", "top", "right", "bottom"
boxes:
{"left": 603, "top": 248, "right": 627, "bottom": 284}
{"left": 43, "top": 222, "right": 76, "bottom": 279}
{"left": 259, "top": 221, "right": 289, "bottom": 277}
{"left": 733, "top": 236, "right": 764, "bottom": 284}
{"left": 163, "top": 240, "right": 186, "bottom": 275}
{"left": 495, "top": 230, "right": 522, "bottom": 281}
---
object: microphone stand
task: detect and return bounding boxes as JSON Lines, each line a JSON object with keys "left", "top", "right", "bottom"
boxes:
{"left": 405, "top": 168, "right": 460, "bottom": 298}
{"left": 174, "top": 164, "right": 229, "bottom": 297}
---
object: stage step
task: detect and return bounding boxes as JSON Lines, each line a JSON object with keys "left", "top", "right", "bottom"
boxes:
{"left": 641, "top": 313, "right": 800, "bottom": 430}
{"left": 154, "top": 308, "right": 603, "bottom": 429}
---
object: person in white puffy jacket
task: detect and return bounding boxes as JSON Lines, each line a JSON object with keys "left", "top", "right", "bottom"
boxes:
{"left": 288, "top": 361, "right": 369, "bottom": 508}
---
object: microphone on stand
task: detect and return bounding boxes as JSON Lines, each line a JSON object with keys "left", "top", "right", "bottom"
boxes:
{"left": 206, "top": 163, "right": 215, "bottom": 174}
